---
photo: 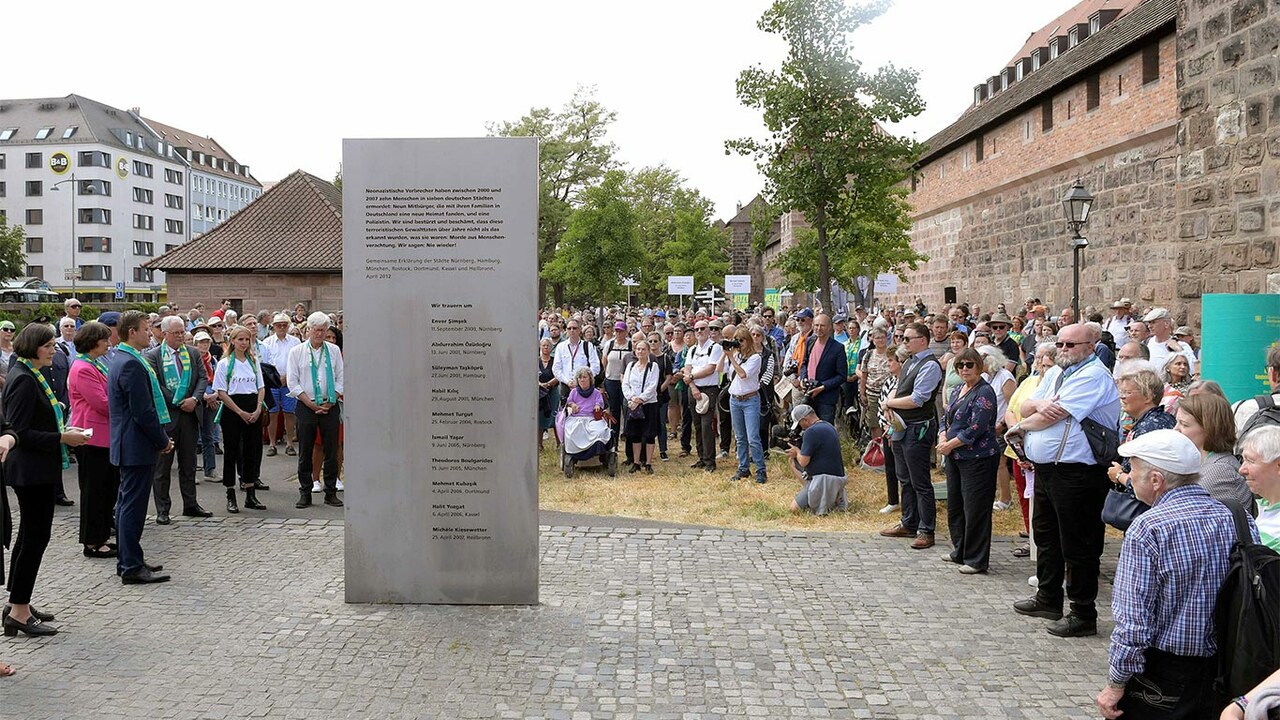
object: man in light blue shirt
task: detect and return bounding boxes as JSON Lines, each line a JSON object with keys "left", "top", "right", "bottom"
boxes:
{"left": 1006, "top": 322, "right": 1120, "bottom": 638}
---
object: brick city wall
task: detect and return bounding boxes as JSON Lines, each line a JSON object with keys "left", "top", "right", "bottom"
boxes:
{"left": 1175, "top": 0, "right": 1280, "bottom": 320}
{"left": 163, "top": 271, "right": 342, "bottom": 317}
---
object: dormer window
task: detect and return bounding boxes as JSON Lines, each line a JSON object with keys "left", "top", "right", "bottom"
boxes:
{"left": 1090, "top": 14, "right": 1100, "bottom": 34}
{"left": 1069, "top": 27, "right": 1079, "bottom": 47}
{"left": 62, "top": 126, "right": 77, "bottom": 139}
{"left": 0, "top": 128, "right": 18, "bottom": 142}
{"left": 1016, "top": 63, "right": 1024, "bottom": 81}
{"left": 1001, "top": 69, "right": 1011, "bottom": 90}
{"left": 34, "top": 127, "right": 53, "bottom": 140}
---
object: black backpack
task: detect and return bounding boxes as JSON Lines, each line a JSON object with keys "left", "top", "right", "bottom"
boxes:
{"left": 1215, "top": 503, "right": 1280, "bottom": 700}
{"left": 1238, "top": 395, "right": 1280, "bottom": 447}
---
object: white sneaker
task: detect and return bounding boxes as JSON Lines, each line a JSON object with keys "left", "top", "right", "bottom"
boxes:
{"left": 311, "top": 481, "right": 322, "bottom": 492}
{"left": 993, "top": 500, "right": 1013, "bottom": 511}
{"left": 1027, "top": 575, "right": 1038, "bottom": 588}
{"left": 717, "top": 450, "right": 729, "bottom": 459}
{"left": 335, "top": 479, "right": 345, "bottom": 491}
{"left": 878, "top": 503, "right": 900, "bottom": 514}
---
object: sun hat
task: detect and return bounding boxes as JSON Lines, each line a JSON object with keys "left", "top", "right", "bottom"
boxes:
{"left": 193, "top": 331, "right": 213, "bottom": 343}
{"left": 272, "top": 313, "right": 291, "bottom": 325}
{"left": 695, "top": 392, "right": 712, "bottom": 415}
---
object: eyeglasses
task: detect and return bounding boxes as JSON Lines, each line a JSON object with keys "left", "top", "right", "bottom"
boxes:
{"left": 68, "top": 304, "right": 81, "bottom": 309}
{"left": 892, "top": 333, "right": 904, "bottom": 339}
{"left": 954, "top": 361, "right": 977, "bottom": 369}
{"left": 1055, "top": 341, "right": 1086, "bottom": 349}
{"left": 903, "top": 334, "right": 924, "bottom": 341}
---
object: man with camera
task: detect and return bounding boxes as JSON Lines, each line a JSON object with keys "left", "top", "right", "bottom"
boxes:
{"left": 786, "top": 404, "right": 847, "bottom": 515}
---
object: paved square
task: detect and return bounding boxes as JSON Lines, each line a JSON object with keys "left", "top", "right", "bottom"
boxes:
{"left": 2, "top": 497, "right": 1117, "bottom": 719}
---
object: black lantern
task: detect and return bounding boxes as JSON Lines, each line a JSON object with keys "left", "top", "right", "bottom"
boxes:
{"left": 1061, "top": 178, "right": 1093, "bottom": 322}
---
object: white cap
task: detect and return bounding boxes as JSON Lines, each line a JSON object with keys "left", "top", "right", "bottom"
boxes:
{"left": 193, "top": 331, "right": 213, "bottom": 343}
{"left": 1118, "top": 429, "right": 1202, "bottom": 475}
{"left": 1142, "top": 307, "right": 1171, "bottom": 322}
{"left": 272, "top": 313, "right": 291, "bottom": 325}
{"left": 790, "top": 404, "right": 815, "bottom": 430}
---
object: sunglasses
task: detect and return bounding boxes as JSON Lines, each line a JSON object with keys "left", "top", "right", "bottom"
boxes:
{"left": 1055, "top": 341, "right": 1087, "bottom": 349}
{"left": 954, "top": 361, "right": 977, "bottom": 369}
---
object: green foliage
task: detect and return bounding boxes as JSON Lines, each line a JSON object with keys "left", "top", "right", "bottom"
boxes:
{"left": 728, "top": 0, "right": 927, "bottom": 309}
{"left": 661, "top": 210, "right": 731, "bottom": 294}
{"left": 625, "top": 165, "right": 724, "bottom": 302}
{"left": 541, "top": 171, "right": 643, "bottom": 304}
{"left": 0, "top": 219, "right": 29, "bottom": 283}
{"left": 333, "top": 165, "right": 343, "bottom": 191}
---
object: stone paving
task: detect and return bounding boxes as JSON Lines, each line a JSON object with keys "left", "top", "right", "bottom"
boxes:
{"left": 1, "top": 481, "right": 1119, "bottom": 720}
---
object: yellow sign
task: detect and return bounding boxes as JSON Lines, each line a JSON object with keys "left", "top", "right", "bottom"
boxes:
{"left": 116, "top": 157, "right": 130, "bottom": 179}
{"left": 49, "top": 151, "right": 70, "bottom": 175}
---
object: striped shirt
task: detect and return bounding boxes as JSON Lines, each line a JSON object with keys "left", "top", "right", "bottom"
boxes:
{"left": 1109, "top": 484, "right": 1258, "bottom": 684}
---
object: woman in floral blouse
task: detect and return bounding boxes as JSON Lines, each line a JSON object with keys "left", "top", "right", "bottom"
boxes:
{"left": 937, "top": 347, "right": 1000, "bottom": 575}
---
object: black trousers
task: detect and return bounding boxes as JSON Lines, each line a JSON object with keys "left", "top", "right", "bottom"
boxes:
{"left": 718, "top": 384, "right": 732, "bottom": 453}
{"left": 603, "top": 379, "right": 624, "bottom": 452}
{"left": 8, "top": 484, "right": 55, "bottom": 605}
{"left": 220, "top": 394, "right": 264, "bottom": 489}
{"left": 153, "top": 410, "right": 200, "bottom": 514}
{"left": 678, "top": 386, "right": 693, "bottom": 452}
{"left": 1118, "top": 649, "right": 1217, "bottom": 719}
{"left": 1031, "top": 461, "right": 1109, "bottom": 620}
{"left": 77, "top": 445, "right": 119, "bottom": 546}
{"left": 883, "top": 437, "right": 899, "bottom": 506}
{"left": 296, "top": 403, "right": 340, "bottom": 492}
{"left": 894, "top": 420, "right": 937, "bottom": 534}
{"left": 693, "top": 385, "right": 720, "bottom": 464}
{"left": 945, "top": 454, "right": 1000, "bottom": 570}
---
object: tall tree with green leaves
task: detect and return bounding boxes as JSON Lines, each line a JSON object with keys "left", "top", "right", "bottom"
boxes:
{"left": 0, "top": 220, "right": 27, "bottom": 281}
{"left": 541, "top": 170, "right": 642, "bottom": 305}
{"left": 727, "top": 0, "right": 926, "bottom": 311}
{"left": 489, "top": 88, "right": 617, "bottom": 306}
{"left": 660, "top": 210, "right": 731, "bottom": 298}
{"left": 625, "top": 165, "right": 724, "bottom": 304}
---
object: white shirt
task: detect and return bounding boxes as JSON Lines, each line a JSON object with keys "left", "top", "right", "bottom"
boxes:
{"left": 551, "top": 339, "right": 600, "bottom": 387}
{"left": 728, "top": 352, "right": 762, "bottom": 397}
{"left": 212, "top": 354, "right": 265, "bottom": 395}
{"left": 286, "top": 340, "right": 345, "bottom": 401}
{"left": 261, "top": 333, "right": 301, "bottom": 376}
{"left": 1146, "top": 336, "right": 1197, "bottom": 376}
{"left": 1104, "top": 314, "right": 1131, "bottom": 348}
{"left": 688, "top": 340, "right": 724, "bottom": 388}
{"left": 621, "top": 359, "right": 659, "bottom": 405}
{"left": 601, "top": 337, "right": 632, "bottom": 381}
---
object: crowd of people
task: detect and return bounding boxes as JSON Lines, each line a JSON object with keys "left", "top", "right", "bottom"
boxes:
{"left": 0, "top": 298, "right": 347, "bottom": 676}
{"left": 539, "top": 295, "right": 1280, "bottom": 718}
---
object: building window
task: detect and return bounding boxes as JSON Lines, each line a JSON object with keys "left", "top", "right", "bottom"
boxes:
{"left": 1143, "top": 44, "right": 1160, "bottom": 84}
{"left": 34, "top": 127, "right": 53, "bottom": 140}
{"left": 1069, "top": 27, "right": 1080, "bottom": 47}
{"left": 0, "top": 153, "right": 5, "bottom": 169}
{"left": 25, "top": 152, "right": 42, "bottom": 169}
{"left": 1032, "top": 53, "right": 1041, "bottom": 71}
{"left": 217, "top": 208, "right": 225, "bottom": 221}
{"left": 192, "top": 203, "right": 202, "bottom": 220}
{"left": 165, "top": 244, "right": 178, "bottom": 253}
{"left": 133, "top": 160, "right": 154, "bottom": 178}
{"left": 1042, "top": 99, "right": 1054, "bottom": 131}
{"left": 132, "top": 214, "right": 154, "bottom": 230}
{"left": 133, "top": 267, "right": 154, "bottom": 283}
{"left": 975, "top": 134, "right": 984, "bottom": 162}
{"left": 78, "top": 237, "right": 111, "bottom": 253}
{"left": 25, "top": 209, "right": 42, "bottom": 225}
{"left": 1090, "top": 15, "right": 1100, "bottom": 34}
{"left": 25, "top": 265, "right": 42, "bottom": 280}
{"left": 1015, "top": 63, "right": 1024, "bottom": 81}
{"left": 164, "top": 193, "right": 183, "bottom": 210}
{"left": 0, "top": 182, "right": 5, "bottom": 198}
{"left": 1067, "top": 100, "right": 1073, "bottom": 119}
{"left": 1118, "top": 74, "right": 1124, "bottom": 96}
{"left": 62, "top": 126, "right": 77, "bottom": 139}
{"left": 1087, "top": 75, "right": 1101, "bottom": 111}
{"left": 133, "top": 240, "right": 154, "bottom": 256}
{"left": 164, "top": 219, "right": 184, "bottom": 234}
{"left": 25, "top": 237, "right": 42, "bottom": 253}
{"left": 25, "top": 181, "right": 41, "bottom": 197}
{"left": 0, "top": 129, "right": 16, "bottom": 142}
{"left": 133, "top": 187, "right": 154, "bottom": 204}
{"left": 79, "top": 179, "right": 111, "bottom": 196}
{"left": 78, "top": 208, "right": 111, "bottom": 224}
{"left": 164, "top": 168, "right": 183, "bottom": 185}
{"left": 80, "top": 265, "right": 112, "bottom": 281}
{"left": 77, "top": 150, "right": 110, "bottom": 168}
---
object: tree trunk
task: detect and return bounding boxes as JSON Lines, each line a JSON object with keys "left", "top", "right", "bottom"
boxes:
{"left": 814, "top": 205, "right": 832, "bottom": 313}
{"left": 553, "top": 282, "right": 564, "bottom": 308}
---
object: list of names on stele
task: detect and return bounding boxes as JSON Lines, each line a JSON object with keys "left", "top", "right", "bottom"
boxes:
{"left": 343, "top": 138, "right": 538, "bottom": 604}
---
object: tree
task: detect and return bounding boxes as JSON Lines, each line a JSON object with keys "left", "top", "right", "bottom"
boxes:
{"left": 333, "top": 164, "right": 342, "bottom": 191}
{"left": 624, "top": 165, "right": 723, "bottom": 304}
{"left": 541, "top": 170, "right": 642, "bottom": 305}
{"left": 0, "top": 220, "right": 27, "bottom": 281}
{"left": 489, "top": 88, "right": 617, "bottom": 307}
{"left": 728, "top": 0, "right": 927, "bottom": 312}
{"left": 660, "top": 209, "right": 731, "bottom": 297}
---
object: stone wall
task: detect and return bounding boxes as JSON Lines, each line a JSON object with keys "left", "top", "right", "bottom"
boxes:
{"left": 1175, "top": 0, "right": 1280, "bottom": 320}
{"left": 163, "top": 271, "right": 342, "bottom": 317}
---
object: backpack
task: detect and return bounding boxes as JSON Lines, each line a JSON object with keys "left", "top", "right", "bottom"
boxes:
{"left": 1215, "top": 503, "right": 1280, "bottom": 700}
{"left": 1238, "top": 395, "right": 1280, "bottom": 448}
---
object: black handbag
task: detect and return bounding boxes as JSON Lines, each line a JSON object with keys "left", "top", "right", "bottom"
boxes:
{"left": 260, "top": 362, "right": 283, "bottom": 390}
{"left": 1080, "top": 416, "right": 1121, "bottom": 465}
{"left": 1102, "top": 481, "right": 1149, "bottom": 531}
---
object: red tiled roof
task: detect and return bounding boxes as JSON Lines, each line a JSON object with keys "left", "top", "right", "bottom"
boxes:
{"left": 142, "top": 116, "right": 261, "bottom": 186}
{"left": 146, "top": 170, "right": 341, "bottom": 273}
{"left": 1004, "top": 0, "right": 1147, "bottom": 68}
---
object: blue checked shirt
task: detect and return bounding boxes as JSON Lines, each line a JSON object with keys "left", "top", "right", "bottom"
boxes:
{"left": 1108, "top": 484, "right": 1258, "bottom": 685}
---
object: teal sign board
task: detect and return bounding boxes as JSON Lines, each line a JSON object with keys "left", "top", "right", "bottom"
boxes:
{"left": 1200, "top": 294, "right": 1280, "bottom": 404}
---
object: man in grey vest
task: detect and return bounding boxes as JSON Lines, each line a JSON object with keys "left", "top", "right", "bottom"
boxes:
{"left": 878, "top": 322, "right": 943, "bottom": 549}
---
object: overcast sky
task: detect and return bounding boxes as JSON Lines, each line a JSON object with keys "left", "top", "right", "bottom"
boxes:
{"left": 9, "top": 0, "right": 1077, "bottom": 220}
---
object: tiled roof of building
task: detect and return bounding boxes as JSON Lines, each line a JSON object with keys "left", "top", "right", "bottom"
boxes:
{"left": 918, "top": 0, "right": 1174, "bottom": 166}
{"left": 146, "top": 170, "right": 341, "bottom": 273}
{"left": 1003, "top": 0, "right": 1147, "bottom": 68}
{"left": 141, "top": 116, "right": 261, "bottom": 186}
{"left": 0, "top": 94, "right": 169, "bottom": 158}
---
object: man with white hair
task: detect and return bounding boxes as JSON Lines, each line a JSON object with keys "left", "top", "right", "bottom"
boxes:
{"left": 287, "top": 312, "right": 345, "bottom": 509}
{"left": 1141, "top": 307, "right": 1196, "bottom": 376}
{"left": 261, "top": 312, "right": 301, "bottom": 456}
{"left": 143, "top": 315, "right": 212, "bottom": 523}
{"left": 56, "top": 316, "right": 76, "bottom": 358}
{"left": 64, "top": 297, "right": 83, "bottom": 329}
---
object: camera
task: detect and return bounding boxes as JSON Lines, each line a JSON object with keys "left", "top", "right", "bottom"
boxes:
{"left": 770, "top": 424, "right": 802, "bottom": 451}
{"left": 720, "top": 339, "right": 740, "bottom": 350}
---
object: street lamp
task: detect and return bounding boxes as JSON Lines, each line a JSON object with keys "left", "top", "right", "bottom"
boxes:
{"left": 50, "top": 173, "right": 82, "bottom": 298}
{"left": 1061, "top": 178, "right": 1093, "bottom": 323}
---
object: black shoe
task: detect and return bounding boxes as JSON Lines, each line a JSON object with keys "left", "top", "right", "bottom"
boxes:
{"left": 155, "top": 513, "right": 171, "bottom": 525}
{"left": 253, "top": 480, "right": 270, "bottom": 491}
{"left": 643, "top": 465, "right": 653, "bottom": 475}
{"left": 226, "top": 489, "right": 239, "bottom": 514}
{"left": 243, "top": 490, "right": 266, "bottom": 510}
{"left": 1013, "top": 597, "right": 1063, "bottom": 620}
{"left": 754, "top": 476, "right": 768, "bottom": 484}
{"left": 214, "top": 443, "right": 223, "bottom": 455}
{"left": 3, "top": 605, "right": 54, "bottom": 622}
{"left": 2, "top": 614, "right": 57, "bottom": 637}
{"left": 629, "top": 464, "right": 641, "bottom": 474}
{"left": 660, "top": 452, "right": 668, "bottom": 461}
{"left": 121, "top": 568, "right": 171, "bottom": 585}
{"left": 704, "top": 462, "right": 716, "bottom": 473}
{"left": 690, "top": 460, "right": 706, "bottom": 469}
{"left": 82, "top": 545, "right": 118, "bottom": 558}
{"left": 182, "top": 506, "right": 213, "bottom": 518}
{"left": 144, "top": 562, "right": 163, "bottom": 573}
{"left": 1046, "top": 614, "right": 1097, "bottom": 638}
{"left": 296, "top": 490, "right": 312, "bottom": 509}
{"left": 323, "top": 492, "right": 344, "bottom": 507}
{"left": 54, "top": 497, "right": 75, "bottom": 507}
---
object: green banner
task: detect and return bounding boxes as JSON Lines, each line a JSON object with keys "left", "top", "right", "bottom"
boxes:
{"left": 764, "top": 288, "right": 780, "bottom": 309}
{"left": 1201, "top": 293, "right": 1280, "bottom": 404}
{"left": 733, "top": 294, "right": 750, "bottom": 310}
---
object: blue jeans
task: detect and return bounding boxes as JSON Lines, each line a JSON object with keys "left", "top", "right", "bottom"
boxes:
{"left": 116, "top": 464, "right": 153, "bottom": 576}
{"left": 199, "top": 400, "right": 217, "bottom": 476}
{"left": 729, "top": 395, "right": 766, "bottom": 480}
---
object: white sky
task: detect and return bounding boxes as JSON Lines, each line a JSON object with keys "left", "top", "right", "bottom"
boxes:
{"left": 8, "top": 0, "right": 1078, "bottom": 220}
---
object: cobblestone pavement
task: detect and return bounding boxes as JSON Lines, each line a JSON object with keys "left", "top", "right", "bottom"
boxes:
{"left": 2, "top": 480, "right": 1118, "bottom": 720}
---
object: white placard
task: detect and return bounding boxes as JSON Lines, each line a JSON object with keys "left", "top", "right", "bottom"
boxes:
{"left": 725, "top": 274, "right": 751, "bottom": 295}
{"left": 667, "top": 276, "right": 694, "bottom": 295}
{"left": 874, "top": 273, "right": 899, "bottom": 294}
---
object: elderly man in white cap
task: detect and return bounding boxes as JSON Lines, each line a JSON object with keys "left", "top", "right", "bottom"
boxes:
{"left": 1104, "top": 299, "right": 1132, "bottom": 348}
{"left": 1095, "top": 429, "right": 1257, "bottom": 720}
{"left": 1141, "top": 307, "right": 1196, "bottom": 376}
{"left": 261, "top": 312, "right": 301, "bottom": 456}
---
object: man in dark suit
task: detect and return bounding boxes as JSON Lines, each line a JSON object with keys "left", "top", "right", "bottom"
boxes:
{"left": 144, "top": 316, "right": 211, "bottom": 524}
{"left": 108, "top": 310, "right": 173, "bottom": 584}
{"left": 799, "top": 313, "right": 847, "bottom": 425}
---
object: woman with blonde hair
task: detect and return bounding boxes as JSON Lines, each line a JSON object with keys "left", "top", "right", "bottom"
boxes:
{"left": 725, "top": 326, "right": 766, "bottom": 484}
{"left": 213, "top": 325, "right": 267, "bottom": 514}
{"left": 621, "top": 339, "right": 661, "bottom": 474}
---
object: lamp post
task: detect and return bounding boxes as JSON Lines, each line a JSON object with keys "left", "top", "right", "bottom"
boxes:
{"left": 1061, "top": 179, "right": 1094, "bottom": 323}
{"left": 50, "top": 173, "right": 81, "bottom": 297}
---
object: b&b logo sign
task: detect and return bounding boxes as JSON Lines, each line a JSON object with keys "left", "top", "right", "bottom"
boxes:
{"left": 49, "top": 151, "right": 70, "bottom": 175}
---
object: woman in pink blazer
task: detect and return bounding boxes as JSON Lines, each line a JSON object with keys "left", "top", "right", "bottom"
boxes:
{"left": 66, "top": 322, "right": 117, "bottom": 559}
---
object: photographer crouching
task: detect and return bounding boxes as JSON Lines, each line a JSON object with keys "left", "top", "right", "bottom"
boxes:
{"left": 784, "top": 404, "right": 848, "bottom": 516}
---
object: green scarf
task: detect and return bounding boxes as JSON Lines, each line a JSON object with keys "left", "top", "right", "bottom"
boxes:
{"left": 18, "top": 358, "right": 69, "bottom": 469}
{"left": 160, "top": 342, "right": 192, "bottom": 403}
{"left": 75, "top": 352, "right": 108, "bottom": 378}
{"left": 309, "top": 342, "right": 336, "bottom": 405}
{"left": 118, "top": 343, "right": 171, "bottom": 425}
{"left": 213, "top": 353, "right": 263, "bottom": 423}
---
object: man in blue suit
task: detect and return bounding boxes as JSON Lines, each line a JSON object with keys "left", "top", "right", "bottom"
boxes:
{"left": 799, "top": 313, "right": 847, "bottom": 425}
{"left": 108, "top": 310, "right": 173, "bottom": 584}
